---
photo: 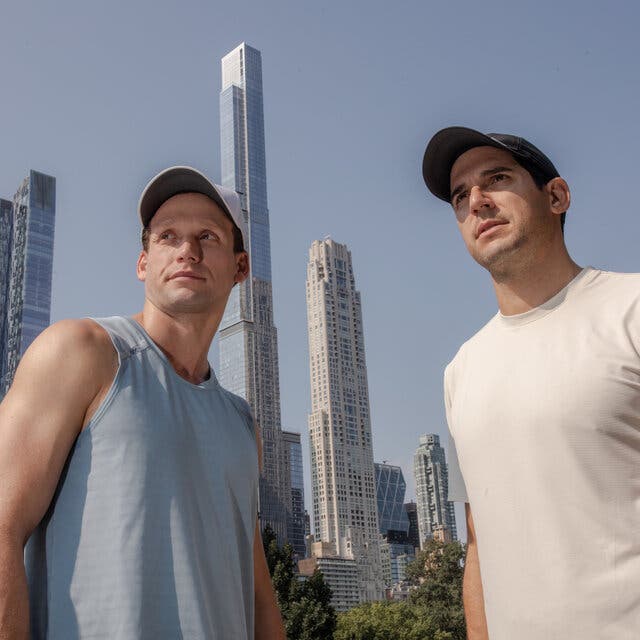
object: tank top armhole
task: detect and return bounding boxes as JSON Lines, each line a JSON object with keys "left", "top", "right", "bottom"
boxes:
{"left": 81, "top": 317, "right": 130, "bottom": 435}
{"left": 232, "top": 394, "right": 257, "bottom": 441}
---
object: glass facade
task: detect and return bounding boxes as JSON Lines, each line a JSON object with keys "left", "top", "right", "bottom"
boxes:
{"left": 413, "top": 434, "right": 457, "bottom": 546}
{"left": 374, "top": 462, "right": 410, "bottom": 536}
{"left": 0, "top": 172, "right": 56, "bottom": 398}
{"left": 218, "top": 43, "right": 289, "bottom": 542}
{"left": 282, "top": 431, "right": 306, "bottom": 558}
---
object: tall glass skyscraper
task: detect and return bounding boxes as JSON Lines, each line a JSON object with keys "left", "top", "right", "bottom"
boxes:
{"left": 282, "top": 431, "right": 306, "bottom": 558}
{"left": 218, "top": 43, "right": 288, "bottom": 541}
{"left": 0, "top": 171, "right": 56, "bottom": 398}
{"left": 306, "top": 238, "right": 384, "bottom": 603}
{"left": 413, "top": 433, "right": 457, "bottom": 546}
{"left": 374, "top": 463, "right": 410, "bottom": 536}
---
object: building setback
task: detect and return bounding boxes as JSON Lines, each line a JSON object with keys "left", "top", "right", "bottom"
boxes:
{"left": 413, "top": 434, "right": 457, "bottom": 546}
{"left": 306, "top": 238, "right": 384, "bottom": 604}
{"left": 0, "top": 171, "right": 56, "bottom": 398}
{"left": 218, "top": 43, "right": 289, "bottom": 541}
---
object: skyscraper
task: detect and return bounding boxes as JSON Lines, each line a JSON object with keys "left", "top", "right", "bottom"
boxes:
{"left": 282, "top": 430, "right": 306, "bottom": 558}
{"left": 306, "top": 238, "right": 384, "bottom": 603}
{"left": 1, "top": 171, "right": 56, "bottom": 398}
{"left": 375, "top": 462, "right": 415, "bottom": 588}
{"left": 374, "top": 462, "right": 410, "bottom": 537}
{"left": 218, "top": 43, "right": 288, "bottom": 541}
{"left": 413, "top": 434, "right": 457, "bottom": 546}
{"left": 404, "top": 502, "right": 420, "bottom": 551}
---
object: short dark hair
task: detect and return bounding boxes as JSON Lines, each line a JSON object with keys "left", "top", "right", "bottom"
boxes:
{"left": 141, "top": 217, "right": 245, "bottom": 253}
{"left": 513, "top": 156, "right": 566, "bottom": 233}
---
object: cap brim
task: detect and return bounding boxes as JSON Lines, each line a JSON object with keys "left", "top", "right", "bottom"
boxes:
{"left": 137, "top": 166, "right": 247, "bottom": 249}
{"left": 422, "top": 127, "right": 507, "bottom": 202}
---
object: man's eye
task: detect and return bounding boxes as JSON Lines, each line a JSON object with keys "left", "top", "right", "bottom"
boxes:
{"left": 159, "top": 231, "right": 175, "bottom": 240}
{"left": 453, "top": 192, "right": 467, "bottom": 207}
{"left": 200, "top": 232, "right": 219, "bottom": 240}
{"left": 490, "top": 174, "right": 506, "bottom": 183}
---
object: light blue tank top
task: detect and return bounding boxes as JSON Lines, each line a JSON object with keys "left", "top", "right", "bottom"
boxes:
{"left": 25, "top": 316, "right": 259, "bottom": 639}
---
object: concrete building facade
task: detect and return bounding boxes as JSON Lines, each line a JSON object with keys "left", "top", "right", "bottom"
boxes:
{"left": 306, "top": 238, "right": 384, "bottom": 604}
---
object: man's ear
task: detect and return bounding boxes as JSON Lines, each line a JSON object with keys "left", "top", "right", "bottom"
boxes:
{"left": 136, "top": 251, "right": 148, "bottom": 282}
{"left": 234, "top": 251, "right": 250, "bottom": 285}
{"left": 547, "top": 177, "right": 571, "bottom": 216}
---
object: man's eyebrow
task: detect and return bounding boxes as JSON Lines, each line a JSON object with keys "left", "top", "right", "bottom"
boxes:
{"left": 480, "top": 165, "right": 514, "bottom": 177}
{"left": 150, "top": 217, "right": 177, "bottom": 229}
{"left": 450, "top": 165, "right": 516, "bottom": 201}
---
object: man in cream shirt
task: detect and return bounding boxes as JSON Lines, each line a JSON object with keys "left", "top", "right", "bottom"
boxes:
{"left": 422, "top": 127, "right": 640, "bottom": 639}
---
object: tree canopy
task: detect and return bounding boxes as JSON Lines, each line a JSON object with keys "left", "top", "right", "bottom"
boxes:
{"left": 262, "top": 525, "right": 337, "bottom": 640}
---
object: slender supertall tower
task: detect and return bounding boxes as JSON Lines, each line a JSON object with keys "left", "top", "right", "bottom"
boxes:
{"left": 413, "top": 433, "right": 457, "bottom": 546}
{"left": 218, "top": 43, "right": 288, "bottom": 541}
{"left": 306, "top": 238, "right": 384, "bottom": 602}
{"left": 1, "top": 171, "right": 56, "bottom": 399}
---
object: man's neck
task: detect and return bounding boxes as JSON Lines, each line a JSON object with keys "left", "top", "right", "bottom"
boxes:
{"left": 492, "top": 250, "right": 582, "bottom": 316}
{"left": 132, "top": 304, "right": 221, "bottom": 384}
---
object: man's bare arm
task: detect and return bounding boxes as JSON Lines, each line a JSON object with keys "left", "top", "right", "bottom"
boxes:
{"left": 463, "top": 503, "right": 488, "bottom": 640}
{"left": 0, "top": 320, "right": 116, "bottom": 640}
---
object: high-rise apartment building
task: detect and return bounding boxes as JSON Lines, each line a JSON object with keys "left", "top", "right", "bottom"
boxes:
{"left": 1, "top": 171, "right": 56, "bottom": 398}
{"left": 413, "top": 434, "right": 457, "bottom": 546}
{"left": 282, "top": 430, "right": 306, "bottom": 558}
{"left": 218, "top": 43, "right": 288, "bottom": 541}
{"left": 306, "top": 238, "right": 384, "bottom": 603}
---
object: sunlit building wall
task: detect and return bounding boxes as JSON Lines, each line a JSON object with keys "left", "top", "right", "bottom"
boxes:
{"left": 306, "top": 238, "right": 384, "bottom": 603}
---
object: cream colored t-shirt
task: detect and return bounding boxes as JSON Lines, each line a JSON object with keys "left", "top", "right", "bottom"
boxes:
{"left": 445, "top": 268, "right": 640, "bottom": 639}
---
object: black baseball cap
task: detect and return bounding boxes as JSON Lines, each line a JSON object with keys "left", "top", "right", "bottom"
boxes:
{"left": 422, "top": 126, "right": 560, "bottom": 202}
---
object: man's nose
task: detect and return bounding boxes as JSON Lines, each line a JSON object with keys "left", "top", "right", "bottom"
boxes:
{"left": 177, "top": 238, "right": 202, "bottom": 262}
{"left": 469, "top": 185, "right": 494, "bottom": 216}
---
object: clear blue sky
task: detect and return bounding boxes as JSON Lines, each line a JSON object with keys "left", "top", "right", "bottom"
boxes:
{"left": 2, "top": 0, "right": 639, "bottom": 541}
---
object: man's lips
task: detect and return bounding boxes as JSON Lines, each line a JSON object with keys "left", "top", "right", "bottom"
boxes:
{"left": 169, "top": 271, "right": 205, "bottom": 281}
{"left": 476, "top": 220, "right": 507, "bottom": 239}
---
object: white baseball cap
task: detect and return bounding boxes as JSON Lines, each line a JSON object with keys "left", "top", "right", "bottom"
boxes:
{"left": 138, "top": 166, "right": 248, "bottom": 250}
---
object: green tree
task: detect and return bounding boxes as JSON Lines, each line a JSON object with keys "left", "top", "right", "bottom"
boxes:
{"left": 262, "top": 526, "right": 337, "bottom": 640}
{"left": 406, "top": 539, "right": 466, "bottom": 640}
{"left": 335, "top": 601, "right": 452, "bottom": 640}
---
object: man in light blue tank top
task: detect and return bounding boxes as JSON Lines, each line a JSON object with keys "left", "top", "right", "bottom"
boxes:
{"left": 0, "top": 167, "right": 285, "bottom": 639}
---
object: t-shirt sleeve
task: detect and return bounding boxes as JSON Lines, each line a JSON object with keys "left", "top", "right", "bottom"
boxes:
{"left": 446, "top": 433, "right": 468, "bottom": 503}
{"left": 444, "top": 363, "right": 469, "bottom": 503}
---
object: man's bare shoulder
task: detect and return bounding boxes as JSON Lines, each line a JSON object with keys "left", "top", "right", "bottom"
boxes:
{"left": 7, "top": 318, "right": 117, "bottom": 407}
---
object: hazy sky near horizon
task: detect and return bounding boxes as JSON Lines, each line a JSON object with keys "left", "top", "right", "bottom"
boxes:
{"left": 2, "top": 0, "right": 639, "bottom": 541}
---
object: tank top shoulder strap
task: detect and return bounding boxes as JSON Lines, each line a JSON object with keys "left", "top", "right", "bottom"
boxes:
{"left": 89, "top": 316, "right": 150, "bottom": 360}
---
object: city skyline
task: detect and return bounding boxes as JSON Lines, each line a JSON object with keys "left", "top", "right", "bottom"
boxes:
{"left": 3, "top": 1, "right": 639, "bottom": 546}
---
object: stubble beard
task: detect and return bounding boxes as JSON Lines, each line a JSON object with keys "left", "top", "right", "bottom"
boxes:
{"left": 474, "top": 229, "right": 531, "bottom": 283}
